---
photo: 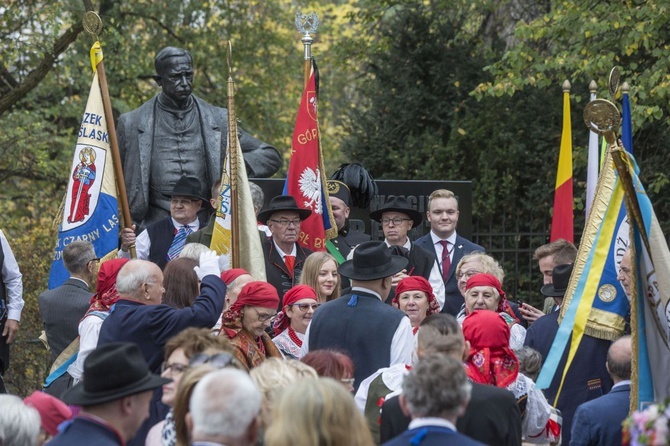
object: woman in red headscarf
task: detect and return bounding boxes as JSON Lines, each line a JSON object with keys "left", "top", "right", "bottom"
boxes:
{"left": 220, "top": 281, "right": 283, "bottom": 370}
{"left": 272, "top": 285, "right": 319, "bottom": 359}
{"left": 67, "top": 258, "right": 130, "bottom": 383}
{"left": 392, "top": 276, "right": 440, "bottom": 334}
{"left": 459, "top": 273, "right": 526, "bottom": 350}
{"left": 462, "top": 310, "right": 561, "bottom": 444}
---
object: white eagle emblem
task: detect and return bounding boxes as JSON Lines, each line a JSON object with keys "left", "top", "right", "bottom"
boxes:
{"left": 299, "top": 167, "right": 322, "bottom": 214}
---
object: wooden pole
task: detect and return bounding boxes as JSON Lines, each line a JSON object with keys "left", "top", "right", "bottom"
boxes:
{"left": 227, "top": 43, "right": 240, "bottom": 268}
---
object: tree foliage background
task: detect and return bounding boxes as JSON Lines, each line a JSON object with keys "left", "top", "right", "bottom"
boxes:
{"left": 3, "top": 0, "right": 670, "bottom": 394}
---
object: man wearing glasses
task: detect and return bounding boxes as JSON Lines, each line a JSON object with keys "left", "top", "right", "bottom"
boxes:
{"left": 257, "top": 195, "right": 313, "bottom": 308}
{"left": 120, "top": 175, "right": 207, "bottom": 270}
{"left": 38, "top": 241, "right": 97, "bottom": 397}
{"left": 369, "top": 196, "right": 444, "bottom": 307}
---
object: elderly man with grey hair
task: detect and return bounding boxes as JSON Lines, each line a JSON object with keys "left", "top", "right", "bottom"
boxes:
{"left": 39, "top": 241, "right": 97, "bottom": 397}
{"left": 97, "top": 253, "right": 225, "bottom": 446}
{"left": 383, "top": 355, "right": 485, "bottom": 446}
{"left": 188, "top": 368, "right": 262, "bottom": 446}
{"left": 0, "top": 394, "right": 41, "bottom": 446}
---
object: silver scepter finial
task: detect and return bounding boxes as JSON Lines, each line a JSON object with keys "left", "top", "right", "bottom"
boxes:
{"left": 295, "top": 12, "right": 319, "bottom": 61}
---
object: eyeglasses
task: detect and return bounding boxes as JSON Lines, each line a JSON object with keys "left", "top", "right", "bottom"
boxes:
{"left": 456, "top": 269, "right": 481, "bottom": 279}
{"left": 189, "top": 352, "right": 236, "bottom": 369}
{"left": 269, "top": 219, "right": 301, "bottom": 227}
{"left": 171, "top": 198, "right": 194, "bottom": 206}
{"left": 381, "top": 217, "right": 411, "bottom": 226}
{"left": 88, "top": 258, "right": 100, "bottom": 265}
{"left": 160, "top": 361, "right": 189, "bottom": 374}
{"left": 291, "top": 303, "right": 321, "bottom": 311}
{"left": 341, "top": 378, "right": 355, "bottom": 386}
{"left": 251, "top": 307, "right": 276, "bottom": 322}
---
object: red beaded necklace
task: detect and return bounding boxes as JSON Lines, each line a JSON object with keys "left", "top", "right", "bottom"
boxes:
{"left": 288, "top": 326, "right": 303, "bottom": 347}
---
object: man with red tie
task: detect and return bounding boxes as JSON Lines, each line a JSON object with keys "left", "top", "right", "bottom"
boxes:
{"left": 414, "top": 189, "right": 484, "bottom": 316}
{"left": 259, "top": 195, "right": 313, "bottom": 309}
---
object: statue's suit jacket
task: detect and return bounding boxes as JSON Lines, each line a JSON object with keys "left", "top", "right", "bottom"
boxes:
{"left": 117, "top": 94, "right": 282, "bottom": 225}
{"left": 38, "top": 278, "right": 92, "bottom": 363}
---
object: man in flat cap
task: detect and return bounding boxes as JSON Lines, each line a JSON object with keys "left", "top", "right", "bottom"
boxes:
{"left": 50, "top": 342, "right": 170, "bottom": 446}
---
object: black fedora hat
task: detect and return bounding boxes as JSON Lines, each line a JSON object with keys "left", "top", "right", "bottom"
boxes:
{"left": 369, "top": 196, "right": 422, "bottom": 228}
{"left": 169, "top": 175, "right": 207, "bottom": 202}
{"left": 61, "top": 342, "right": 170, "bottom": 406}
{"left": 339, "top": 241, "right": 409, "bottom": 280}
{"left": 257, "top": 195, "right": 312, "bottom": 225}
{"left": 541, "top": 263, "right": 573, "bottom": 297}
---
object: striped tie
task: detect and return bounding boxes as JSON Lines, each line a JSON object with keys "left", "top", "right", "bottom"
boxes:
{"left": 439, "top": 240, "right": 451, "bottom": 281}
{"left": 167, "top": 225, "right": 192, "bottom": 261}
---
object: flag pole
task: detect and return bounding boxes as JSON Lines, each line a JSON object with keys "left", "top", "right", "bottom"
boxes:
{"left": 295, "top": 12, "right": 319, "bottom": 88}
{"left": 226, "top": 42, "right": 240, "bottom": 268}
{"left": 82, "top": 11, "right": 136, "bottom": 258}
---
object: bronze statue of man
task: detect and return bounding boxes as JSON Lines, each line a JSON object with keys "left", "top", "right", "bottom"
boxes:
{"left": 117, "top": 46, "right": 282, "bottom": 227}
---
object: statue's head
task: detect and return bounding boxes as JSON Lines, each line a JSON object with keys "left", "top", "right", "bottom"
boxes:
{"left": 153, "top": 47, "right": 194, "bottom": 107}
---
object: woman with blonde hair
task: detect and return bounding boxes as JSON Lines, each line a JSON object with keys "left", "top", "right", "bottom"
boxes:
{"left": 265, "top": 378, "right": 374, "bottom": 446}
{"left": 299, "top": 252, "right": 340, "bottom": 303}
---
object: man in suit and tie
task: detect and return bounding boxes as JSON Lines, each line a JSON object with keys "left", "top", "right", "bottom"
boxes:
{"left": 382, "top": 355, "right": 485, "bottom": 446}
{"left": 570, "top": 335, "right": 631, "bottom": 446}
{"left": 120, "top": 175, "right": 208, "bottom": 270}
{"left": 414, "top": 189, "right": 483, "bottom": 315}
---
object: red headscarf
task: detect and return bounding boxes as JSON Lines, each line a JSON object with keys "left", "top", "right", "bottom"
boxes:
{"left": 220, "top": 268, "right": 249, "bottom": 285}
{"left": 465, "top": 273, "right": 517, "bottom": 322}
{"left": 272, "top": 285, "right": 317, "bottom": 335}
{"left": 462, "top": 310, "right": 519, "bottom": 388}
{"left": 222, "top": 281, "right": 280, "bottom": 339}
{"left": 86, "top": 258, "right": 129, "bottom": 314}
{"left": 229, "top": 281, "right": 279, "bottom": 313}
{"left": 392, "top": 276, "right": 440, "bottom": 316}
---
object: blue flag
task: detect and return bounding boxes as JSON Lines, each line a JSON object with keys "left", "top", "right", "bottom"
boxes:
{"left": 48, "top": 45, "right": 119, "bottom": 288}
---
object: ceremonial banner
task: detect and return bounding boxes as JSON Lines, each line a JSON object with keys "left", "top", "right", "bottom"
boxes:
{"left": 537, "top": 150, "right": 630, "bottom": 395}
{"left": 283, "top": 59, "right": 336, "bottom": 251}
{"left": 550, "top": 86, "right": 574, "bottom": 242}
{"left": 620, "top": 154, "right": 670, "bottom": 409}
{"left": 48, "top": 43, "right": 119, "bottom": 289}
{"left": 210, "top": 70, "right": 266, "bottom": 280}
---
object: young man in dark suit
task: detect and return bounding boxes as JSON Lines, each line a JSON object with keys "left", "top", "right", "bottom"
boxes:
{"left": 413, "top": 189, "right": 483, "bottom": 316}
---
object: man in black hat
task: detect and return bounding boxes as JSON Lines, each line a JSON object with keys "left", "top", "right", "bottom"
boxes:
{"left": 327, "top": 180, "right": 370, "bottom": 262}
{"left": 302, "top": 241, "right": 414, "bottom": 391}
{"left": 369, "top": 196, "right": 444, "bottom": 306}
{"left": 120, "top": 175, "right": 208, "bottom": 269}
{"left": 524, "top": 263, "right": 612, "bottom": 446}
{"left": 50, "top": 342, "right": 170, "bottom": 446}
{"left": 258, "top": 195, "right": 313, "bottom": 307}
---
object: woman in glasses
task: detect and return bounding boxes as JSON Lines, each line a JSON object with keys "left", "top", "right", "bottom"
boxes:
{"left": 391, "top": 276, "right": 440, "bottom": 334}
{"left": 299, "top": 252, "right": 341, "bottom": 303}
{"left": 220, "top": 281, "right": 283, "bottom": 370}
{"left": 147, "top": 327, "right": 236, "bottom": 446}
{"left": 272, "top": 285, "right": 320, "bottom": 359}
{"left": 455, "top": 252, "right": 526, "bottom": 349}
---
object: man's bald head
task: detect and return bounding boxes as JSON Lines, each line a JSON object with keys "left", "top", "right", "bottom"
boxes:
{"left": 606, "top": 335, "right": 632, "bottom": 382}
{"left": 116, "top": 260, "right": 165, "bottom": 304}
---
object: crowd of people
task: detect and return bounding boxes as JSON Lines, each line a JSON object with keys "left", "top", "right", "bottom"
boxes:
{"left": 0, "top": 46, "right": 636, "bottom": 446}
{"left": 0, "top": 179, "right": 637, "bottom": 446}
